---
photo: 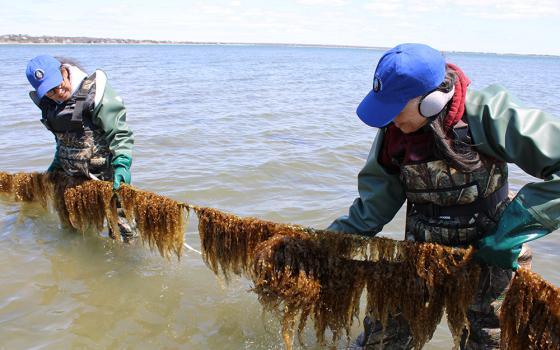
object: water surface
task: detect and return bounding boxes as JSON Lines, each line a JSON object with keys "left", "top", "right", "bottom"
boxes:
{"left": 1, "top": 45, "right": 559, "bottom": 349}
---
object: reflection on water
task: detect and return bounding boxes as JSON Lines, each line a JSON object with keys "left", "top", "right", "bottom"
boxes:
{"left": 1, "top": 45, "right": 559, "bottom": 349}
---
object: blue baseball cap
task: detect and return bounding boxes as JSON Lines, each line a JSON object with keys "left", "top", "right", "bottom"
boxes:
{"left": 356, "top": 43, "right": 446, "bottom": 128}
{"left": 26, "top": 55, "right": 63, "bottom": 99}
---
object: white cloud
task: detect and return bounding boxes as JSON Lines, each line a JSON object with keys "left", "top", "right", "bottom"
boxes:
{"left": 296, "top": 0, "right": 349, "bottom": 6}
{"left": 456, "top": 0, "right": 560, "bottom": 19}
{"left": 362, "top": 0, "right": 560, "bottom": 19}
{"left": 363, "top": 0, "right": 403, "bottom": 17}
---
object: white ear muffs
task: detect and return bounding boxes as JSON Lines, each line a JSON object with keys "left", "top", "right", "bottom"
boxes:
{"left": 418, "top": 85, "right": 455, "bottom": 118}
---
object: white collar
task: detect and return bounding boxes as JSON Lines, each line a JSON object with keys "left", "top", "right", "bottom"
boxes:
{"left": 62, "top": 64, "right": 88, "bottom": 96}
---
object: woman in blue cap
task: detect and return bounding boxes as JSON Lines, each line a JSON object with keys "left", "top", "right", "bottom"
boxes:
{"left": 26, "top": 55, "right": 137, "bottom": 242}
{"left": 328, "top": 43, "right": 560, "bottom": 349}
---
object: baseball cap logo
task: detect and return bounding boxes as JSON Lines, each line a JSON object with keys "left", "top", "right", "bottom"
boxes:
{"left": 373, "top": 77, "right": 382, "bottom": 92}
{"left": 34, "top": 69, "right": 45, "bottom": 80}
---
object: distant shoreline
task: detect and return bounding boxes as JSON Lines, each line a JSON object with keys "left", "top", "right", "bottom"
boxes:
{"left": 1, "top": 34, "right": 558, "bottom": 58}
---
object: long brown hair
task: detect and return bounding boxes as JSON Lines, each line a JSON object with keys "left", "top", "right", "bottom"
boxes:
{"left": 428, "top": 69, "right": 482, "bottom": 172}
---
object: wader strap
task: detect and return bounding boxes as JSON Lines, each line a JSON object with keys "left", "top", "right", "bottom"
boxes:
{"left": 71, "top": 73, "right": 96, "bottom": 123}
{"left": 411, "top": 182, "right": 509, "bottom": 218}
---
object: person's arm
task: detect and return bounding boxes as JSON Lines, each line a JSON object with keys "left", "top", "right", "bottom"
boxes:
{"left": 47, "top": 140, "right": 62, "bottom": 173}
{"left": 328, "top": 130, "right": 406, "bottom": 235}
{"left": 466, "top": 84, "right": 560, "bottom": 269}
{"left": 91, "top": 71, "right": 134, "bottom": 189}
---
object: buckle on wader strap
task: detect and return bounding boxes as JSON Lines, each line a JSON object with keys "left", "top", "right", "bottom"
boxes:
{"left": 411, "top": 182, "right": 509, "bottom": 218}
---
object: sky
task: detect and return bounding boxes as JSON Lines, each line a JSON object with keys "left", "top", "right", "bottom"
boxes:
{"left": 1, "top": 0, "right": 559, "bottom": 55}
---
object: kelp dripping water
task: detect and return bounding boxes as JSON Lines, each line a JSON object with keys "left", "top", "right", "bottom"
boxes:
{"left": 500, "top": 268, "right": 560, "bottom": 350}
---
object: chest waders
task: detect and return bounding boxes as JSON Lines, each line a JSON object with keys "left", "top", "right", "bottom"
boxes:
{"left": 399, "top": 126, "right": 509, "bottom": 246}
{"left": 39, "top": 73, "right": 113, "bottom": 181}
{"left": 31, "top": 72, "right": 138, "bottom": 243}
{"left": 354, "top": 125, "right": 519, "bottom": 350}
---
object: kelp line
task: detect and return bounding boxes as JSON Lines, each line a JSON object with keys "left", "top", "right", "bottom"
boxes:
{"left": 196, "top": 206, "right": 479, "bottom": 349}
{"left": 1, "top": 171, "right": 559, "bottom": 349}
{"left": 0, "top": 171, "right": 184, "bottom": 259}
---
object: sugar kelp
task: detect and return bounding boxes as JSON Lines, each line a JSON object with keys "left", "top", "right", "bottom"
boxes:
{"left": 500, "top": 268, "right": 560, "bottom": 350}
{"left": 252, "top": 235, "right": 478, "bottom": 349}
{"left": 2, "top": 170, "right": 559, "bottom": 349}
{"left": 0, "top": 171, "right": 184, "bottom": 259}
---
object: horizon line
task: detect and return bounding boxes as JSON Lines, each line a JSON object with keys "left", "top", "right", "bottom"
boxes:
{"left": 1, "top": 34, "right": 558, "bottom": 58}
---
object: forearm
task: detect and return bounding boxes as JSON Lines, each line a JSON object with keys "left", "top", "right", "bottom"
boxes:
{"left": 328, "top": 131, "right": 405, "bottom": 235}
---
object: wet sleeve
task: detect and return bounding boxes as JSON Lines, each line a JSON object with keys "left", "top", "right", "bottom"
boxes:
{"left": 327, "top": 131, "right": 406, "bottom": 235}
{"left": 466, "top": 84, "right": 560, "bottom": 231}
{"left": 92, "top": 83, "right": 134, "bottom": 159}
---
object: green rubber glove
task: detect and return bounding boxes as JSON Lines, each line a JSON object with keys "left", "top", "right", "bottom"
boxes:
{"left": 112, "top": 154, "right": 132, "bottom": 190}
{"left": 47, "top": 156, "right": 61, "bottom": 173}
{"left": 47, "top": 145, "right": 62, "bottom": 173}
{"left": 474, "top": 197, "right": 550, "bottom": 270}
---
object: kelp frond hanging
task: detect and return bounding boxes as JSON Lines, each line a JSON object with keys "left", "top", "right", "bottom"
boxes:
{"left": 194, "top": 206, "right": 370, "bottom": 281}
{"left": 59, "top": 176, "right": 116, "bottom": 233}
{"left": 363, "top": 240, "right": 480, "bottom": 350}
{"left": 0, "top": 171, "right": 51, "bottom": 206}
{"left": 119, "top": 185, "right": 185, "bottom": 259}
{"left": 0, "top": 171, "right": 184, "bottom": 259}
{"left": 500, "top": 268, "right": 560, "bottom": 350}
{"left": 252, "top": 234, "right": 366, "bottom": 349}
{"left": 194, "top": 205, "right": 479, "bottom": 349}
{"left": 256, "top": 236, "right": 478, "bottom": 349}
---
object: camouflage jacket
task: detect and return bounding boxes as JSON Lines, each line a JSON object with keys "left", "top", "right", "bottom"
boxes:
{"left": 31, "top": 69, "right": 134, "bottom": 178}
{"left": 328, "top": 84, "right": 560, "bottom": 243}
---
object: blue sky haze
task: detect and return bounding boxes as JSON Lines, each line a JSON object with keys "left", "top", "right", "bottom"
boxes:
{"left": 1, "top": 0, "right": 559, "bottom": 55}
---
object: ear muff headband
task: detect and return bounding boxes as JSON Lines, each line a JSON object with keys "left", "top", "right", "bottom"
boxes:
{"left": 418, "top": 85, "right": 455, "bottom": 118}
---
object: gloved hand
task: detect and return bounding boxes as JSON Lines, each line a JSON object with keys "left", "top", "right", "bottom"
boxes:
{"left": 474, "top": 197, "right": 550, "bottom": 270}
{"left": 112, "top": 154, "right": 132, "bottom": 190}
{"left": 47, "top": 145, "right": 62, "bottom": 173}
{"left": 47, "top": 156, "right": 61, "bottom": 173}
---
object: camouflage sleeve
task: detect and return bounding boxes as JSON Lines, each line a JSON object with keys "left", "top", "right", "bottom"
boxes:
{"left": 327, "top": 130, "right": 406, "bottom": 235}
{"left": 466, "top": 84, "right": 560, "bottom": 231}
{"left": 91, "top": 82, "right": 134, "bottom": 159}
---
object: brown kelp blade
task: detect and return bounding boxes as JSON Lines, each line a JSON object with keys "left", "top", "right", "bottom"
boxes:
{"left": 500, "top": 268, "right": 560, "bottom": 350}
{"left": 0, "top": 171, "right": 52, "bottom": 206}
{"left": 3, "top": 171, "right": 560, "bottom": 350}
{"left": 252, "top": 234, "right": 367, "bottom": 350}
{"left": 363, "top": 241, "right": 480, "bottom": 350}
{"left": 194, "top": 206, "right": 371, "bottom": 282}
{"left": 119, "top": 184, "right": 184, "bottom": 259}
{"left": 195, "top": 206, "right": 479, "bottom": 350}
{"left": 0, "top": 171, "right": 184, "bottom": 259}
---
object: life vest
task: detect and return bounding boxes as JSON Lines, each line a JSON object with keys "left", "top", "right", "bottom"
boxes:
{"left": 383, "top": 123, "right": 510, "bottom": 246}
{"left": 33, "top": 72, "right": 112, "bottom": 179}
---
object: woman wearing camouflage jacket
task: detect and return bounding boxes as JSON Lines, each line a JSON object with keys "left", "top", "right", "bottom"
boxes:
{"left": 26, "top": 55, "right": 136, "bottom": 242}
{"left": 328, "top": 43, "right": 559, "bottom": 349}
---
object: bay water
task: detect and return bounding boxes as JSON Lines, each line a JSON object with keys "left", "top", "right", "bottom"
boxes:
{"left": 1, "top": 45, "right": 559, "bottom": 349}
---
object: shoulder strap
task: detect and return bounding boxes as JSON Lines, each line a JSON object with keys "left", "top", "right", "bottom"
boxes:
{"left": 29, "top": 91, "right": 41, "bottom": 107}
{"left": 71, "top": 72, "right": 97, "bottom": 123}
